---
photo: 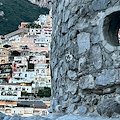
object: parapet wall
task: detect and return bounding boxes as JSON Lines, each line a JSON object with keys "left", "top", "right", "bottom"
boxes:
{"left": 50, "top": 0, "right": 120, "bottom": 117}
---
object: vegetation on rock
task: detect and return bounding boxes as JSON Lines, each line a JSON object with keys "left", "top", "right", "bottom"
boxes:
{"left": 25, "top": 22, "right": 41, "bottom": 28}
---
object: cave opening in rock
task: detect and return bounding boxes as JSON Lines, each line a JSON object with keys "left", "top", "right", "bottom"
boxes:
{"left": 103, "top": 11, "right": 120, "bottom": 46}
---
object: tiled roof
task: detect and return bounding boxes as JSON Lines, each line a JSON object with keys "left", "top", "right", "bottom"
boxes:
{"left": 17, "top": 101, "right": 47, "bottom": 108}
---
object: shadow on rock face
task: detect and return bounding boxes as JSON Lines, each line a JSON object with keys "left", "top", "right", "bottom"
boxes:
{"left": 97, "top": 99, "right": 120, "bottom": 117}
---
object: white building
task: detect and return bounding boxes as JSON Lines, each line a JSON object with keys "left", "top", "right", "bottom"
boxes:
{"left": 8, "top": 35, "right": 22, "bottom": 43}
{"left": 14, "top": 57, "right": 28, "bottom": 72}
{"left": 9, "top": 71, "right": 36, "bottom": 83}
{"left": 4, "top": 107, "right": 48, "bottom": 117}
{"left": 0, "top": 83, "right": 35, "bottom": 101}
{"left": 34, "top": 64, "right": 51, "bottom": 88}
{"left": 28, "top": 28, "right": 42, "bottom": 36}
{"left": 36, "top": 75, "right": 51, "bottom": 88}
{"left": 34, "top": 36, "right": 51, "bottom": 49}
{"left": 35, "top": 64, "right": 48, "bottom": 76}
{"left": 30, "top": 55, "right": 46, "bottom": 64}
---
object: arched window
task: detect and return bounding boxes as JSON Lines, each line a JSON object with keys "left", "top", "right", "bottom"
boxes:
{"left": 41, "top": 69, "right": 45, "bottom": 74}
{"left": 1, "top": 87, "right": 4, "bottom": 90}
{"left": 36, "top": 69, "right": 39, "bottom": 73}
{"left": 1, "top": 91, "right": 6, "bottom": 96}
{"left": 8, "top": 87, "right": 12, "bottom": 91}
{"left": 103, "top": 11, "right": 120, "bottom": 46}
{"left": 42, "top": 111, "right": 46, "bottom": 116}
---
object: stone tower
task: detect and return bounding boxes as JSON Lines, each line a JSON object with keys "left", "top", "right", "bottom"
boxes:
{"left": 50, "top": 0, "right": 120, "bottom": 117}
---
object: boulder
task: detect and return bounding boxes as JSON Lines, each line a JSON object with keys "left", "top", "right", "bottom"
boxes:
{"left": 97, "top": 99, "right": 120, "bottom": 117}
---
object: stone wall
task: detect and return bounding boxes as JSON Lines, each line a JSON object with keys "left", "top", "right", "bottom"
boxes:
{"left": 50, "top": 0, "right": 120, "bottom": 117}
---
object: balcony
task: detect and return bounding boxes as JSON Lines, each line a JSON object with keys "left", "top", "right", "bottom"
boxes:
{"left": 3, "top": 69, "right": 11, "bottom": 73}
{"left": 0, "top": 106, "right": 4, "bottom": 111}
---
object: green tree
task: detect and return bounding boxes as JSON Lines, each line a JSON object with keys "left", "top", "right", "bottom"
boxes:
{"left": 25, "top": 22, "right": 41, "bottom": 28}
{"left": 44, "top": 87, "right": 51, "bottom": 97}
{"left": 21, "top": 91, "right": 28, "bottom": 96}
{"left": 37, "top": 89, "right": 44, "bottom": 97}
{"left": 37, "top": 87, "right": 51, "bottom": 97}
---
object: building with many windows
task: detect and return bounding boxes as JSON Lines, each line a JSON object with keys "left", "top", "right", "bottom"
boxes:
{"left": 9, "top": 71, "right": 36, "bottom": 84}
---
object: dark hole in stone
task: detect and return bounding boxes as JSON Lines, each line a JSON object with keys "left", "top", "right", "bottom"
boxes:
{"left": 103, "top": 11, "right": 120, "bottom": 46}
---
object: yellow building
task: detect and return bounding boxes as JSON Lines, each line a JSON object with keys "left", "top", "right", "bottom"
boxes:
{"left": 0, "top": 48, "right": 9, "bottom": 64}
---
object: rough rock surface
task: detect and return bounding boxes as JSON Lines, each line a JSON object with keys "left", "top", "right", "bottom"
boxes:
{"left": 97, "top": 99, "right": 120, "bottom": 117}
{"left": 56, "top": 115, "right": 120, "bottom": 120}
{"left": 29, "top": 0, "right": 52, "bottom": 8}
{"left": 2, "top": 113, "right": 120, "bottom": 120}
{"left": 0, "top": 113, "right": 52, "bottom": 120}
{"left": 51, "top": 0, "right": 120, "bottom": 118}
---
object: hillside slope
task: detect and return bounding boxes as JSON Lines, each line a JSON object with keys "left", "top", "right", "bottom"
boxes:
{"left": 0, "top": 0, "right": 49, "bottom": 35}
{"left": 29, "top": 0, "right": 52, "bottom": 8}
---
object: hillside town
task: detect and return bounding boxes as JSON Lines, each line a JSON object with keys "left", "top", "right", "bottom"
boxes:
{"left": 0, "top": 10, "right": 52, "bottom": 117}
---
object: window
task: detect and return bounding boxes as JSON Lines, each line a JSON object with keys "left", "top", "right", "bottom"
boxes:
{"left": 36, "top": 49, "right": 38, "bottom": 52}
{"left": 42, "top": 111, "right": 46, "bottom": 115}
{"left": 2, "top": 87, "right": 4, "bottom": 90}
{"left": 41, "top": 44, "right": 44, "bottom": 47}
{"left": 36, "top": 69, "right": 39, "bottom": 73}
{"left": 8, "top": 88, "right": 11, "bottom": 91}
{"left": 25, "top": 74, "right": 27, "bottom": 77}
{"left": 41, "top": 69, "right": 45, "bottom": 73}
{"left": 19, "top": 61, "right": 21, "bottom": 63}
{"left": 46, "top": 60, "right": 49, "bottom": 64}
{"left": 19, "top": 111, "right": 22, "bottom": 114}
{"left": 22, "top": 88, "right": 25, "bottom": 91}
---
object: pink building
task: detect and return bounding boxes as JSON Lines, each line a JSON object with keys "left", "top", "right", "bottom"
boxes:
{"left": 9, "top": 38, "right": 49, "bottom": 53}
{"left": 42, "top": 26, "right": 52, "bottom": 37}
{"left": 18, "top": 22, "right": 29, "bottom": 29}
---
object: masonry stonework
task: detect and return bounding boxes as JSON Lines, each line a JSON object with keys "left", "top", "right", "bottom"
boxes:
{"left": 50, "top": 0, "right": 120, "bottom": 117}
